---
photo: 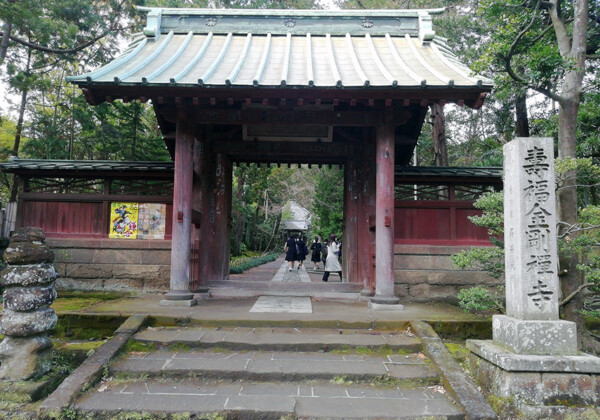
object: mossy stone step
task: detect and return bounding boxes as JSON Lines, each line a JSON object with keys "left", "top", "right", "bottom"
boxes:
{"left": 75, "top": 377, "right": 464, "bottom": 419}
{"left": 132, "top": 326, "right": 423, "bottom": 352}
{"left": 111, "top": 348, "right": 440, "bottom": 385}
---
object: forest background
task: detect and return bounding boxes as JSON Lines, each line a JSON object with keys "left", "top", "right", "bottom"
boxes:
{"left": 1, "top": 0, "right": 600, "bottom": 346}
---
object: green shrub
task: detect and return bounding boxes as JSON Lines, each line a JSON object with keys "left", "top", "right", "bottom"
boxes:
{"left": 229, "top": 253, "right": 279, "bottom": 274}
{"left": 457, "top": 286, "right": 503, "bottom": 314}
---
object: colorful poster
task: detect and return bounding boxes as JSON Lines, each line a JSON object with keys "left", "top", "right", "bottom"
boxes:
{"left": 109, "top": 202, "right": 139, "bottom": 239}
{"left": 137, "top": 203, "right": 167, "bottom": 239}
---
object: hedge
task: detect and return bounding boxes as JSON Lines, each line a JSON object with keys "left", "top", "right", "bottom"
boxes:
{"left": 229, "top": 253, "right": 279, "bottom": 274}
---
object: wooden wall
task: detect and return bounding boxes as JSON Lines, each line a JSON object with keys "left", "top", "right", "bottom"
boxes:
{"left": 20, "top": 200, "right": 173, "bottom": 239}
{"left": 394, "top": 200, "right": 489, "bottom": 246}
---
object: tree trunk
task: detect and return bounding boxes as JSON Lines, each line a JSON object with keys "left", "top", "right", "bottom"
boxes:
{"left": 9, "top": 86, "right": 29, "bottom": 202}
{"left": 251, "top": 205, "right": 260, "bottom": 250}
{"left": 0, "top": 20, "right": 12, "bottom": 62}
{"left": 557, "top": 97, "right": 584, "bottom": 344}
{"left": 431, "top": 103, "right": 448, "bottom": 167}
{"left": 232, "top": 171, "right": 245, "bottom": 256}
{"left": 551, "top": 0, "right": 588, "bottom": 347}
{"left": 514, "top": 92, "right": 530, "bottom": 137}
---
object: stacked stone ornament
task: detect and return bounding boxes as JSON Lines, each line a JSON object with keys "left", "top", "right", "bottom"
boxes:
{"left": 0, "top": 227, "right": 58, "bottom": 380}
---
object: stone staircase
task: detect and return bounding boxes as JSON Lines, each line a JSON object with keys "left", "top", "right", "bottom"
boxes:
{"left": 72, "top": 325, "right": 472, "bottom": 419}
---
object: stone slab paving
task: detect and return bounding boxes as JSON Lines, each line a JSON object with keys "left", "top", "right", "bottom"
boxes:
{"left": 271, "top": 261, "right": 312, "bottom": 282}
{"left": 133, "top": 326, "right": 423, "bottom": 351}
{"left": 76, "top": 378, "right": 463, "bottom": 419}
{"left": 110, "top": 349, "right": 439, "bottom": 381}
{"left": 250, "top": 295, "right": 313, "bottom": 313}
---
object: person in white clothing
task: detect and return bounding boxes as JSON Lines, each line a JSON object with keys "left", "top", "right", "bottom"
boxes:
{"left": 322, "top": 233, "right": 342, "bottom": 282}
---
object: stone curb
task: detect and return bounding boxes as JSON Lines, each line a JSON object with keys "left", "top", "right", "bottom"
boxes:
{"left": 410, "top": 320, "right": 497, "bottom": 420}
{"left": 38, "top": 314, "right": 147, "bottom": 412}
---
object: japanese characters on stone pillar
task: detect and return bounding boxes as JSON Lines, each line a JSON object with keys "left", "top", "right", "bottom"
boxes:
{"left": 495, "top": 137, "right": 577, "bottom": 355}
{"left": 504, "top": 137, "right": 558, "bottom": 320}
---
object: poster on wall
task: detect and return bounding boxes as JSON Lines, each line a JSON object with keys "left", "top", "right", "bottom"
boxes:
{"left": 109, "top": 202, "right": 139, "bottom": 239}
{"left": 137, "top": 203, "right": 167, "bottom": 239}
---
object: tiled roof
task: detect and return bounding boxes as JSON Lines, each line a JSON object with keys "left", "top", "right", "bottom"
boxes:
{"left": 0, "top": 157, "right": 174, "bottom": 173}
{"left": 67, "top": 8, "right": 492, "bottom": 91}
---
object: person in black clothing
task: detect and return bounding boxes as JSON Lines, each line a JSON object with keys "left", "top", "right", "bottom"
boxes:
{"left": 296, "top": 235, "right": 308, "bottom": 270}
{"left": 309, "top": 237, "right": 322, "bottom": 270}
{"left": 284, "top": 234, "right": 298, "bottom": 271}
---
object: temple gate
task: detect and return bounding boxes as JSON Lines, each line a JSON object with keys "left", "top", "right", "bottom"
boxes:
{"left": 62, "top": 7, "right": 492, "bottom": 305}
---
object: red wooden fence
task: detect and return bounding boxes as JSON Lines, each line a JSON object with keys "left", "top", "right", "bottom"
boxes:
{"left": 394, "top": 200, "right": 489, "bottom": 246}
{"left": 20, "top": 200, "right": 173, "bottom": 239}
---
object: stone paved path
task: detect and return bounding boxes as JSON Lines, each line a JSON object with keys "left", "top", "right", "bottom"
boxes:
{"left": 77, "top": 377, "right": 462, "bottom": 419}
{"left": 72, "top": 325, "right": 468, "bottom": 419}
{"left": 250, "top": 295, "right": 313, "bottom": 313}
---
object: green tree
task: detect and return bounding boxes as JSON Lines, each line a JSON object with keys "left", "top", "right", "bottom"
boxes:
{"left": 474, "top": 0, "right": 600, "bottom": 335}
{"left": 311, "top": 167, "right": 344, "bottom": 241}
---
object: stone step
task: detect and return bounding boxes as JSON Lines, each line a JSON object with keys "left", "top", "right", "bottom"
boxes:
{"left": 76, "top": 377, "right": 464, "bottom": 419}
{"left": 133, "top": 326, "right": 422, "bottom": 352}
{"left": 206, "top": 279, "right": 363, "bottom": 293}
{"left": 110, "top": 348, "right": 440, "bottom": 384}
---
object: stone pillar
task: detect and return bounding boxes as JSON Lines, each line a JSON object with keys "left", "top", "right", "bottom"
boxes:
{"left": 371, "top": 123, "right": 401, "bottom": 307}
{"left": 466, "top": 138, "right": 600, "bottom": 412}
{"left": 0, "top": 227, "right": 58, "bottom": 380}
{"left": 496, "top": 137, "right": 576, "bottom": 355}
{"left": 162, "top": 107, "right": 196, "bottom": 305}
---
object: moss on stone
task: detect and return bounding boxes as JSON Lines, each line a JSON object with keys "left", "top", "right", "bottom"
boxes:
{"left": 51, "top": 291, "right": 127, "bottom": 313}
{"left": 124, "top": 340, "right": 156, "bottom": 353}
{"left": 444, "top": 342, "right": 470, "bottom": 361}
{"left": 52, "top": 314, "right": 125, "bottom": 340}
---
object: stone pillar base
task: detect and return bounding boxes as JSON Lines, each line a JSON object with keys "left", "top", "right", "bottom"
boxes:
{"left": 370, "top": 294, "right": 400, "bottom": 305}
{"left": 493, "top": 315, "right": 577, "bottom": 355}
{"left": 160, "top": 290, "right": 196, "bottom": 306}
{"left": 368, "top": 301, "right": 404, "bottom": 311}
{"left": 466, "top": 340, "right": 600, "bottom": 415}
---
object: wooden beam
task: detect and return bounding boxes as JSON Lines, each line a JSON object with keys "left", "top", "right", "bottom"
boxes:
{"left": 212, "top": 139, "right": 353, "bottom": 157}
{"left": 20, "top": 193, "right": 172, "bottom": 203}
{"left": 192, "top": 108, "right": 384, "bottom": 126}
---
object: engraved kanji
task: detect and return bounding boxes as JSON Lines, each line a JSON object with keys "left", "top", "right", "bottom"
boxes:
{"left": 526, "top": 202, "right": 551, "bottom": 228}
{"left": 526, "top": 254, "right": 554, "bottom": 274}
{"left": 526, "top": 228, "right": 551, "bottom": 251}
{"left": 523, "top": 146, "right": 549, "bottom": 178}
{"left": 523, "top": 179, "right": 550, "bottom": 203}
{"left": 527, "top": 279, "right": 554, "bottom": 308}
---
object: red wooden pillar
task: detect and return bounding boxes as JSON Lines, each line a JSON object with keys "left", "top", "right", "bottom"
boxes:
{"left": 343, "top": 155, "right": 358, "bottom": 283}
{"left": 164, "top": 108, "right": 194, "bottom": 301}
{"left": 372, "top": 123, "right": 400, "bottom": 305}
{"left": 213, "top": 153, "right": 232, "bottom": 279}
{"left": 358, "top": 128, "right": 376, "bottom": 295}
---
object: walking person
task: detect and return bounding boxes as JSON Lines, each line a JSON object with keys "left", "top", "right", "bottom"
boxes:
{"left": 322, "top": 234, "right": 342, "bottom": 282}
{"left": 296, "top": 235, "right": 308, "bottom": 270}
{"left": 284, "top": 234, "right": 298, "bottom": 271}
{"left": 309, "top": 237, "right": 322, "bottom": 270}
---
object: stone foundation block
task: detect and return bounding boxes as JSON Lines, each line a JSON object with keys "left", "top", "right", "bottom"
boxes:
{"left": 9, "top": 227, "right": 45, "bottom": 244}
{"left": 0, "top": 307, "right": 58, "bottom": 337}
{"left": 466, "top": 351, "right": 600, "bottom": 409}
{"left": 112, "top": 264, "right": 164, "bottom": 280}
{"left": 93, "top": 249, "right": 143, "bottom": 264}
{"left": 141, "top": 250, "right": 171, "bottom": 266}
{"left": 103, "top": 277, "right": 144, "bottom": 291}
{"left": 0, "top": 336, "right": 53, "bottom": 380}
{"left": 409, "top": 283, "right": 430, "bottom": 298}
{"left": 493, "top": 315, "right": 577, "bottom": 355}
{"left": 3, "top": 243, "right": 54, "bottom": 265}
{"left": 542, "top": 373, "right": 596, "bottom": 406}
{"left": 3, "top": 286, "right": 57, "bottom": 311}
{"left": 66, "top": 264, "right": 112, "bottom": 279}
{"left": 1, "top": 263, "right": 57, "bottom": 287}
{"left": 53, "top": 248, "right": 94, "bottom": 263}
